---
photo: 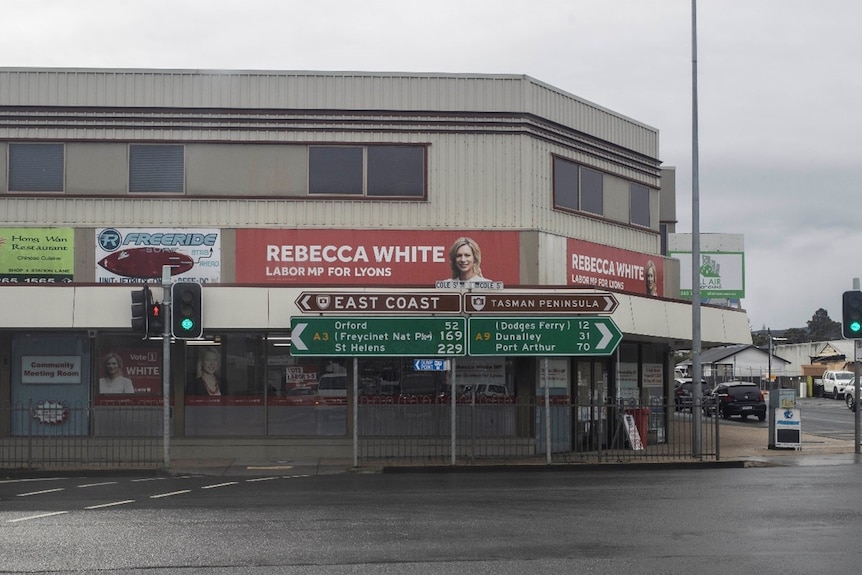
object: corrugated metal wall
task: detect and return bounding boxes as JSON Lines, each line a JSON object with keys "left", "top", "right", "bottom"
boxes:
{"left": 0, "top": 68, "right": 663, "bottom": 256}
{"left": 0, "top": 69, "right": 657, "bottom": 153}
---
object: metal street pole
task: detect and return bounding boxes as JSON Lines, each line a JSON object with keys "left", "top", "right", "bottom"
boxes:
{"left": 855, "top": 277, "right": 861, "bottom": 454}
{"left": 690, "top": 0, "right": 703, "bottom": 457}
{"left": 161, "top": 265, "right": 172, "bottom": 468}
{"left": 768, "top": 328, "right": 772, "bottom": 389}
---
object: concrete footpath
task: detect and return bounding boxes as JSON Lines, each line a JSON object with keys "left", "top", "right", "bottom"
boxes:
{"left": 167, "top": 426, "right": 862, "bottom": 477}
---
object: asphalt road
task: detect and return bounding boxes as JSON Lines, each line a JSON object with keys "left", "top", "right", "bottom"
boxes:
{"left": 3, "top": 462, "right": 862, "bottom": 575}
{"left": 794, "top": 396, "right": 860, "bottom": 440}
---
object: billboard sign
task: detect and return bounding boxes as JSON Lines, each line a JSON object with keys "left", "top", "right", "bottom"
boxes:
{"left": 567, "top": 238, "right": 663, "bottom": 297}
{"left": 236, "top": 229, "right": 520, "bottom": 287}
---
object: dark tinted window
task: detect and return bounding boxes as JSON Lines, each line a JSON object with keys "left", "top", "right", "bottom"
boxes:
{"left": 9, "top": 143, "right": 64, "bottom": 192}
{"left": 367, "top": 146, "right": 424, "bottom": 197}
{"left": 630, "top": 182, "right": 650, "bottom": 226}
{"left": 728, "top": 385, "right": 761, "bottom": 400}
{"left": 553, "top": 156, "right": 579, "bottom": 210}
{"left": 309, "top": 147, "right": 363, "bottom": 195}
{"left": 580, "top": 167, "right": 603, "bottom": 215}
{"left": 129, "top": 144, "right": 184, "bottom": 193}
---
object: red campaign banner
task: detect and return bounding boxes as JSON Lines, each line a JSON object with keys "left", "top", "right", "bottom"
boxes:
{"left": 185, "top": 396, "right": 265, "bottom": 406}
{"left": 235, "top": 229, "right": 520, "bottom": 286}
{"left": 567, "top": 238, "right": 664, "bottom": 297}
{"left": 97, "top": 348, "right": 162, "bottom": 396}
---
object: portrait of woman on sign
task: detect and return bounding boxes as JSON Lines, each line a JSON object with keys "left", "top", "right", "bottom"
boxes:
{"left": 187, "top": 347, "right": 225, "bottom": 396}
{"left": 645, "top": 260, "right": 658, "bottom": 296}
{"left": 99, "top": 353, "right": 135, "bottom": 394}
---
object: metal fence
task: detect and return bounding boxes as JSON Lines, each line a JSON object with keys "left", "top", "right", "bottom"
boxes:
{"left": 1, "top": 397, "right": 718, "bottom": 470}
{"left": 0, "top": 400, "right": 162, "bottom": 470}
{"left": 357, "top": 397, "right": 719, "bottom": 465}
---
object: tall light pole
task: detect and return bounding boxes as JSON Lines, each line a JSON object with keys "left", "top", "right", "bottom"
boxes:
{"left": 690, "top": 0, "right": 703, "bottom": 457}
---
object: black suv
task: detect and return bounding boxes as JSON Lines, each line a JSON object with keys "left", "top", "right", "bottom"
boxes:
{"left": 706, "top": 382, "right": 766, "bottom": 421}
{"left": 674, "top": 379, "right": 711, "bottom": 411}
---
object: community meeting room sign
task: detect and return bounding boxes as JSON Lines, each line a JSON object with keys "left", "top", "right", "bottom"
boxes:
{"left": 235, "top": 229, "right": 520, "bottom": 286}
{"left": 0, "top": 227, "right": 74, "bottom": 284}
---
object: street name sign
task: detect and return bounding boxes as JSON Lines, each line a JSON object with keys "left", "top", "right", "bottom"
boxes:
{"left": 290, "top": 317, "right": 466, "bottom": 357}
{"left": 295, "top": 292, "right": 461, "bottom": 313}
{"left": 463, "top": 292, "right": 618, "bottom": 314}
{"left": 467, "top": 316, "right": 623, "bottom": 356}
{"left": 413, "top": 359, "right": 450, "bottom": 371}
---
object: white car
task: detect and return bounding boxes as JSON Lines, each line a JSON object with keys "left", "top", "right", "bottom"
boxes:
{"left": 822, "top": 370, "right": 855, "bottom": 400}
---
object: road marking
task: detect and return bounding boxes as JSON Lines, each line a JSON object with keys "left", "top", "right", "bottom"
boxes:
{"left": 0, "top": 477, "right": 65, "bottom": 485}
{"left": 150, "top": 490, "right": 191, "bottom": 499}
{"left": 131, "top": 477, "right": 164, "bottom": 483}
{"left": 201, "top": 482, "right": 238, "bottom": 489}
{"left": 85, "top": 500, "right": 135, "bottom": 510}
{"left": 17, "top": 488, "right": 65, "bottom": 497}
{"left": 247, "top": 465, "right": 294, "bottom": 470}
{"left": 8, "top": 511, "right": 69, "bottom": 523}
{"left": 78, "top": 482, "right": 118, "bottom": 488}
{"left": 247, "top": 477, "right": 279, "bottom": 483}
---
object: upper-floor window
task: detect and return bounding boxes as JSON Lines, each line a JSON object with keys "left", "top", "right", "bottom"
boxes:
{"left": 630, "top": 182, "right": 650, "bottom": 227}
{"left": 8, "top": 143, "right": 65, "bottom": 192}
{"left": 553, "top": 156, "right": 603, "bottom": 216}
{"left": 129, "top": 144, "right": 185, "bottom": 194}
{"left": 309, "top": 145, "right": 425, "bottom": 197}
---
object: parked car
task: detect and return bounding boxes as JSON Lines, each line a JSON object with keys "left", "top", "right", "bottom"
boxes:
{"left": 845, "top": 379, "right": 860, "bottom": 411}
{"left": 284, "top": 386, "right": 319, "bottom": 406}
{"left": 706, "top": 381, "right": 766, "bottom": 421}
{"left": 674, "top": 378, "right": 710, "bottom": 411}
{"left": 317, "top": 373, "right": 347, "bottom": 405}
{"left": 818, "top": 370, "right": 855, "bottom": 399}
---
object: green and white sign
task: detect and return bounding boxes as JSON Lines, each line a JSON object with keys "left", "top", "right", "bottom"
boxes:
{"left": 0, "top": 228, "right": 74, "bottom": 283}
{"left": 468, "top": 317, "right": 622, "bottom": 356}
{"left": 290, "top": 317, "right": 466, "bottom": 357}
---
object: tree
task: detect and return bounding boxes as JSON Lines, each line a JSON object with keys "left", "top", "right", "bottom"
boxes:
{"left": 807, "top": 308, "right": 841, "bottom": 341}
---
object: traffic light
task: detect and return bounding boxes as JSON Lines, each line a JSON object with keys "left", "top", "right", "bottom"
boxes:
{"left": 842, "top": 290, "right": 862, "bottom": 338}
{"left": 172, "top": 282, "right": 203, "bottom": 339}
{"left": 148, "top": 301, "right": 164, "bottom": 337}
{"left": 131, "top": 285, "right": 150, "bottom": 335}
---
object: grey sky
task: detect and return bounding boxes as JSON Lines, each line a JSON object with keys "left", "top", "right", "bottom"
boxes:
{"left": 5, "top": 0, "right": 860, "bottom": 331}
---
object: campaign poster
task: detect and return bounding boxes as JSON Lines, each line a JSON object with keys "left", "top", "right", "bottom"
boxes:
{"left": 96, "top": 348, "right": 162, "bottom": 395}
{"left": 0, "top": 227, "right": 74, "bottom": 284}
{"left": 567, "top": 238, "right": 663, "bottom": 297}
{"left": 235, "top": 229, "right": 520, "bottom": 286}
{"left": 96, "top": 228, "right": 221, "bottom": 283}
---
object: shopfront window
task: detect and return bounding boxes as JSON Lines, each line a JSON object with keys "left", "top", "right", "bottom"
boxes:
{"left": 183, "top": 334, "right": 266, "bottom": 436}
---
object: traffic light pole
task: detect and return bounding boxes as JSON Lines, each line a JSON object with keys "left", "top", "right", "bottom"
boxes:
{"left": 161, "top": 266, "right": 173, "bottom": 468}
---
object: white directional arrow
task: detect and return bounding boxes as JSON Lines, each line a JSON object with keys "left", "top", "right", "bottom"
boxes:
{"left": 299, "top": 294, "right": 312, "bottom": 311}
{"left": 602, "top": 296, "right": 615, "bottom": 312}
{"left": 596, "top": 322, "right": 613, "bottom": 350}
{"left": 291, "top": 322, "right": 308, "bottom": 351}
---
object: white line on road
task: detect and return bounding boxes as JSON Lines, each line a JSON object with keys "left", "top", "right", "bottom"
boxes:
{"left": 78, "top": 482, "right": 118, "bottom": 488}
{"left": 8, "top": 511, "right": 69, "bottom": 523}
{"left": 246, "top": 476, "right": 279, "bottom": 482}
{"left": 201, "top": 482, "right": 238, "bottom": 489}
{"left": 17, "top": 488, "right": 65, "bottom": 497}
{"left": 85, "top": 500, "right": 135, "bottom": 509}
{"left": 150, "top": 490, "right": 191, "bottom": 499}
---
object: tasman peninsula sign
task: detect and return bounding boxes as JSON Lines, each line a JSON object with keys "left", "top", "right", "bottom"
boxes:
{"left": 295, "top": 291, "right": 619, "bottom": 315}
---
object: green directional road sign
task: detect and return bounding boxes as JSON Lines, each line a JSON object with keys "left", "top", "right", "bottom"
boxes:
{"left": 468, "top": 316, "right": 623, "bottom": 356}
{"left": 289, "top": 317, "right": 466, "bottom": 357}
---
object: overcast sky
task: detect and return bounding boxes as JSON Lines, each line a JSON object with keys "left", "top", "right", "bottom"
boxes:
{"left": 5, "top": 0, "right": 860, "bottom": 331}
